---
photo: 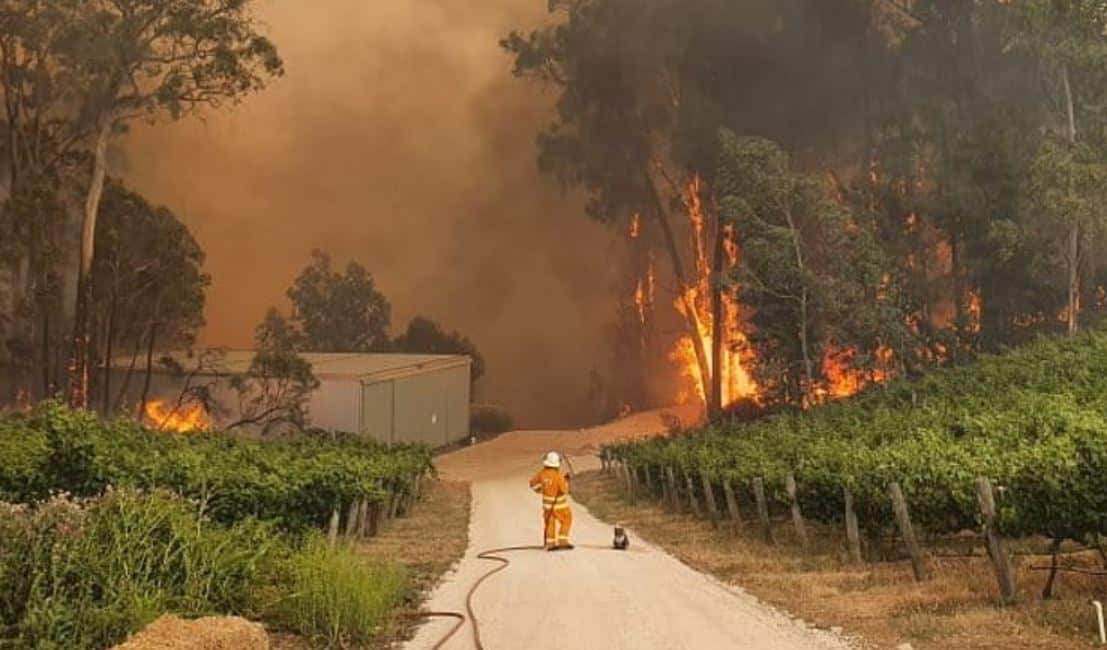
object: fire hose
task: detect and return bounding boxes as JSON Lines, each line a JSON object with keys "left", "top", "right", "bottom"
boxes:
{"left": 417, "top": 451, "right": 579, "bottom": 650}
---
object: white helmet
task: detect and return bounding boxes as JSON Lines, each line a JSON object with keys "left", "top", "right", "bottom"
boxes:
{"left": 543, "top": 451, "right": 561, "bottom": 469}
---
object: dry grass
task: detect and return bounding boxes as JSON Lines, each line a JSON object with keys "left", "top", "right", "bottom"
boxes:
{"left": 574, "top": 470, "right": 1106, "bottom": 649}
{"left": 360, "top": 479, "right": 470, "bottom": 649}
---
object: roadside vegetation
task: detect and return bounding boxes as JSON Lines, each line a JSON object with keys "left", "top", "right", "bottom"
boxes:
{"left": 0, "top": 403, "right": 441, "bottom": 649}
{"left": 598, "top": 326, "right": 1107, "bottom": 647}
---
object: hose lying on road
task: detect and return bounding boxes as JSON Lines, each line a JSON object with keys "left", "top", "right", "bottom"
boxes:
{"left": 417, "top": 545, "right": 546, "bottom": 650}
{"left": 420, "top": 452, "right": 578, "bottom": 649}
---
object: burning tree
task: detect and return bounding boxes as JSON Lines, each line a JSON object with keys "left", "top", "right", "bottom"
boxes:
{"left": 716, "top": 133, "right": 905, "bottom": 407}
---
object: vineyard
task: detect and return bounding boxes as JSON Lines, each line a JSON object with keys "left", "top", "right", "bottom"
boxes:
{"left": 0, "top": 403, "right": 435, "bottom": 648}
{"left": 603, "top": 327, "right": 1107, "bottom": 599}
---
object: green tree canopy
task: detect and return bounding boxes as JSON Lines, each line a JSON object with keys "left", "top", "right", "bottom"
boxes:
{"left": 393, "top": 316, "right": 485, "bottom": 382}
{"left": 282, "top": 250, "right": 392, "bottom": 354}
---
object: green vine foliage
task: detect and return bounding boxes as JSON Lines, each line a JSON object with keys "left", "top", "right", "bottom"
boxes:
{"left": 0, "top": 403, "right": 433, "bottom": 532}
{"left": 606, "top": 327, "right": 1107, "bottom": 544}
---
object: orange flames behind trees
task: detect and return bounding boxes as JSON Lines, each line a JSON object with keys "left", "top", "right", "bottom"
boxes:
{"left": 669, "top": 176, "right": 758, "bottom": 409}
{"left": 637, "top": 175, "right": 902, "bottom": 413}
{"left": 819, "top": 345, "right": 895, "bottom": 400}
{"left": 144, "top": 400, "right": 210, "bottom": 433}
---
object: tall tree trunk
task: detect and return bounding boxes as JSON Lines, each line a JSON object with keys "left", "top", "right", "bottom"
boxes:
{"left": 951, "top": 233, "right": 963, "bottom": 330}
{"left": 644, "top": 170, "right": 713, "bottom": 402}
{"left": 1063, "top": 64, "right": 1080, "bottom": 337}
{"left": 40, "top": 310, "right": 50, "bottom": 397}
{"left": 100, "top": 280, "right": 118, "bottom": 415}
{"left": 67, "top": 114, "right": 112, "bottom": 408}
{"left": 1067, "top": 225, "right": 1080, "bottom": 336}
{"left": 784, "top": 208, "right": 814, "bottom": 404}
{"left": 138, "top": 320, "right": 159, "bottom": 420}
{"left": 710, "top": 212, "right": 725, "bottom": 420}
{"left": 113, "top": 329, "right": 145, "bottom": 414}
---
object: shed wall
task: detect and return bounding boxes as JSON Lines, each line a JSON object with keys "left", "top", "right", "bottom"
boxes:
{"left": 360, "top": 381, "right": 394, "bottom": 444}
{"left": 307, "top": 379, "right": 360, "bottom": 433}
{"left": 392, "top": 371, "right": 448, "bottom": 447}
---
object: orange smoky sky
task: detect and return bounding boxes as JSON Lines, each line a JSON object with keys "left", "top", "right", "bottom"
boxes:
{"left": 120, "top": 0, "right": 624, "bottom": 427}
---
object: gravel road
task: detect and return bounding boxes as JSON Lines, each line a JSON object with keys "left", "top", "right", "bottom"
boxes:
{"left": 405, "top": 411, "right": 852, "bottom": 650}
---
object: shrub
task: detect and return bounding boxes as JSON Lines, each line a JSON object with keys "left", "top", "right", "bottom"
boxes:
{"left": 470, "top": 404, "right": 513, "bottom": 435}
{"left": 605, "top": 325, "right": 1107, "bottom": 547}
{"left": 0, "top": 403, "right": 434, "bottom": 532}
{"left": 0, "top": 490, "right": 284, "bottom": 649}
{"left": 268, "top": 536, "right": 408, "bottom": 647}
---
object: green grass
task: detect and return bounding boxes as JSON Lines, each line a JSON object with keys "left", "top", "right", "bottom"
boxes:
{"left": 269, "top": 537, "right": 408, "bottom": 647}
{"left": 0, "top": 489, "right": 283, "bottom": 649}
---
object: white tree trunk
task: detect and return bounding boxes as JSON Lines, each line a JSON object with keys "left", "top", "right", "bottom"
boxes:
{"left": 67, "top": 114, "right": 113, "bottom": 407}
{"left": 1062, "top": 64, "right": 1080, "bottom": 336}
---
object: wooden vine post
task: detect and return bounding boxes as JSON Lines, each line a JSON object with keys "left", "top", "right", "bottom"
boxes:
{"left": 752, "top": 477, "right": 774, "bottom": 544}
{"left": 622, "top": 463, "right": 636, "bottom": 503}
{"left": 357, "top": 499, "right": 370, "bottom": 538}
{"left": 843, "top": 487, "right": 863, "bottom": 564}
{"left": 665, "top": 466, "right": 682, "bottom": 513}
{"left": 327, "top": 506, "right": 340, "bottom": 547}
{"left": 888, "top": 481, "right": 929, "bottom": 581}
{"left": 722, "top": 479, "right": 744, "bottom": 530}
{"left": 369, "top": 500, "right": 383, "bottom": 537}
{"left": 785, "top": 474, "right": 809, "bottom": 550}
{"left": 345, "top": 499, "right": 360, "bottom": 538}
{"left": 684, "top": 472, "right": 703, "bottom": 517}
{"left": 701, "top": 470, "right": 721, "bottom": 526}
{"left": 976, "top": 478, "right": 1017, "bottom": 604}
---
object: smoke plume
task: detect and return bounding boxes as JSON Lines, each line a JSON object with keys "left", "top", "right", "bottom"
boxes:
{"left": 122, "top": 0, "right": 623, "bottom": 428}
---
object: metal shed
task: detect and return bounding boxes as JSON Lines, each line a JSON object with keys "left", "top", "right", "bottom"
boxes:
{"left": 304, "top": 352, "right": 472, "bottom": 446}
{"left": 110, "top": 351, "right": 472, "bottom": 446}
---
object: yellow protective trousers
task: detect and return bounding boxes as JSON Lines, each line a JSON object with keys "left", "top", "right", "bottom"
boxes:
{"left": 543, "top": 501, "right": 573, "bottom": 548}
{"left": 531, "top": 467, "right": 572, "bottom": 547}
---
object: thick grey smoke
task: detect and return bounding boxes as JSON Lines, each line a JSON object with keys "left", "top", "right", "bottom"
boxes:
{"left": 122, "top": 0, "right": 623, "bottom": 428}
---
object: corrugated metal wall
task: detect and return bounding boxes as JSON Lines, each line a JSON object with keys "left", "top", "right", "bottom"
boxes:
{"left": 360, "top": 381, "right": 394, "bottom": 443}
{"left": 443, "top": 363, "right": 471, "bottom": 442}
{"left": 393, "top": 371, "right": 447, "bottom": 446}
{"left": 359, "top": 361, "right": 470, "bottom": 446}
{"left": 307, "top": 379, "right": 360, "bottom": 433}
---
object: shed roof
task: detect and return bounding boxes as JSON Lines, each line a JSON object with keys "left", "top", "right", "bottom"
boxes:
{"left": 109, "top": 350, "right": 470, "bottom": 383}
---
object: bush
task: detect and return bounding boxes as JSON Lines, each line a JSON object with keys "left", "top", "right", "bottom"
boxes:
{"left": 0, "top": 407, "right": 432, "bottom": 648}
{"left": 470, "top": 404, "right": 513, "bottom": 435}
{"left": 0, "top": 403, "right": 434, "bottom": 532}
{"left": 268, "top": 536, "right": 408, "bottom": 647}
{"left": 605, "top": 325, "right": 1107, "bottom": 546}
{"left": 0, "top": 489, "right": 285, "bottom": 649}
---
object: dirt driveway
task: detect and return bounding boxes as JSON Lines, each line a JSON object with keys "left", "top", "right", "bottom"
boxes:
{"left": 405, "top": 411, "right": 852, "bottom": 650}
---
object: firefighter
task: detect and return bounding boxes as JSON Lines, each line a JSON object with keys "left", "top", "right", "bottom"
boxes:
{"left": 529, "top": 451, "right": 573, "bottom": 551}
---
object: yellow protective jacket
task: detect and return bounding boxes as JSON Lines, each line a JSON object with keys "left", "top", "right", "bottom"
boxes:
{"left": 529, "top": 467, "right": 570, "bottom": 512}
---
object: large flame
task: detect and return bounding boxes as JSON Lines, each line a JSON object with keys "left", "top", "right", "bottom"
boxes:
{"left": 145, "top": 400, "right": 210, "bottom": 433}
{"left": 819, "top": 345, "right": 894, "bottom": 400}
{"left": 670, "top": 175, "right": 758, "bottom": 409}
